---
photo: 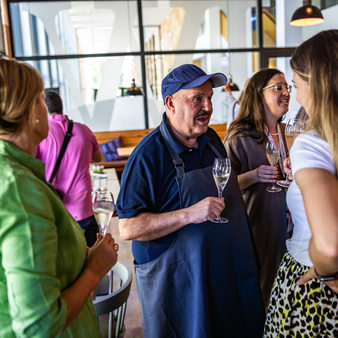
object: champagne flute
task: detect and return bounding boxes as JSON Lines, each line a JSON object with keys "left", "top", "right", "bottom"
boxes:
{"left": 277, "top": 118, "right": 306, "bottom": 188}
{"left": 92, "top": 190, "right": 115, "bottom": 235}
{"left": 266, "top": 142, "right": 281, "bottom": 193}
{"left": 211, "top": 158, "right": 231, "bottom": 223}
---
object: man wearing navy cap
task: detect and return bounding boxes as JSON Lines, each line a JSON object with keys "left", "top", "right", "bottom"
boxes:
{"left": 116, "top": 64, "right": 265, "bottom": 337}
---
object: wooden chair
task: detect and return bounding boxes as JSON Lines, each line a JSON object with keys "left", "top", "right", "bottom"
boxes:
{"left": 94, "top": 262, "right": 133, "bottom": 338}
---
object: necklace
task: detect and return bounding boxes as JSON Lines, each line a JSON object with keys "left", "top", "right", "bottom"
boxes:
{"left": 270, "top": 133, "right": 278, "bottom": 136}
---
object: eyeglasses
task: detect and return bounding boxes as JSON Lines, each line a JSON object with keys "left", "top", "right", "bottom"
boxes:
{"left": 262, "top": 82, "right": 292, "bottom": 93}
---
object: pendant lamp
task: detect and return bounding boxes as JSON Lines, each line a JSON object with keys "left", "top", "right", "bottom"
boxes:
{"left": 290, "top": 0, "right": 324, "bottom": 26}
{"left": 227, "top": 75, "right": 240, "bottom": 91}
{"left": 126, "top": 78, "right": 143, "bottom": 96}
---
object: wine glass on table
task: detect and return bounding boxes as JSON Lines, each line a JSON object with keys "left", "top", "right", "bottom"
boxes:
{"left": 211, "top": 158, "right": 231, "bottom": 223}
{"left": 277, "top": 118, "right": 306, "bottom": 188}
{"left": 92, "top": 190, "right": 115, "bottom": 235}
{"left": 266, "top": 142, "right": 281, "bottom": 193}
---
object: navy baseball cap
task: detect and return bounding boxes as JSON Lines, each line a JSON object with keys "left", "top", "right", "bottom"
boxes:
{"left": 161, "top": 64, "right": 227, "bottom": 103}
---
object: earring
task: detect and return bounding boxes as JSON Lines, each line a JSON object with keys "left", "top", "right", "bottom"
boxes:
{"left": 35, "top": 119, "right": 40, "bottom": 123}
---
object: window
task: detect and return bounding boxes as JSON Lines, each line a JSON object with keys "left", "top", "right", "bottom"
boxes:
{"left": 6, "top": 0, "right": 337, "bottom": 131}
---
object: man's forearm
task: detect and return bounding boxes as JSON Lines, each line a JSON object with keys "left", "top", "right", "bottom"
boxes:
{"left": 118, "top": 196, "right": 225, "bottom": 241}
{"left": 119, "top": 209, "right": 191, "bottom": 241}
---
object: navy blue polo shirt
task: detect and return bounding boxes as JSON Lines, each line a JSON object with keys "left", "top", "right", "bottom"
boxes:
{"left": 116, "top": 114, "right": 227, "bottom": 264}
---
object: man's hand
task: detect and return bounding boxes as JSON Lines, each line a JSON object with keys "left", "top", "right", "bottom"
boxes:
{"left": 187, "top": 196, "right": 225, "bottom": 223}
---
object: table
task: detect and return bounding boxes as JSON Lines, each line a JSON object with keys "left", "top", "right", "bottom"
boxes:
{"left": 117, "top": 146, "right": 135, "bottom": 158}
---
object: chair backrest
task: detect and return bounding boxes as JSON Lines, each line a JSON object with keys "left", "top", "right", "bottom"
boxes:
{"left": 93, "top": 262, "right": 133, "bottom": 338}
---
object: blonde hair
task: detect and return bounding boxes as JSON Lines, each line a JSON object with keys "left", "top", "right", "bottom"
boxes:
{"left": 226, "top": 68, "right": 283, "bottom": 143}
{"left": 0, "top": 58, "right": 44, "bottom": 135}
{"left": 290, "top": 29, "right": 338, "bottom": 172}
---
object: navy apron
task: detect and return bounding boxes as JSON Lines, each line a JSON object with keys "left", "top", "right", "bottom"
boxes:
{"left": 135, "top": 123, "right": 265, "bottom": 338}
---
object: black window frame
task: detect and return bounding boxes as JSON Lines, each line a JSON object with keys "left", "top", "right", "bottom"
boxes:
{"left": 6, "top": 0, "right": 297, "bottom": 129}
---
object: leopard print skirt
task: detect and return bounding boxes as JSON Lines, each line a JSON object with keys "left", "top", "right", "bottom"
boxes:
{"left": 264, "top": 251, "right": 338, "bottom": 337}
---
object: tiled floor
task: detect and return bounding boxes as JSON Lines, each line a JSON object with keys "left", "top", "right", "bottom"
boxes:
{"left": 104, "top": 216, "right": 144, "bottom": 338}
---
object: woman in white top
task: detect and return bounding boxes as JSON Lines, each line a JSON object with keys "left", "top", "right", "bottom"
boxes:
{"left": 264, "top": 29, "right": 338, "bottom": 337}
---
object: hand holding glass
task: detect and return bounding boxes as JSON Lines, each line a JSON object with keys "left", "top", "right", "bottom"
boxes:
{"left": 277, "top": 118, "right": 306, "bottom": 188}
{"left": 211, "top": 158, "right": 231, "bottom": 223}
{"left": 92, "top": 190, "right": 115, "bottom": 234}
{"left": 266, "top": 142, "right": 281, "bottom": 193}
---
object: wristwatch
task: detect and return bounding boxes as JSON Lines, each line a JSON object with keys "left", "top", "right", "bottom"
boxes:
{"left": 314, "top": 267, "right": 338, "bottom": 282}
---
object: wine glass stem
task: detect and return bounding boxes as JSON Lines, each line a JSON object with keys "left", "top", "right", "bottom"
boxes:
{"left": 217, "top": 187, "right": 223, "bottom": 221}
{"left": 218, "top": 187, "right": 223, "bottom": 199}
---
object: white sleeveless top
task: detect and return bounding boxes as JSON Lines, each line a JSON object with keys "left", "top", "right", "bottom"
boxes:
{"left": 286, "top": 131, "right": 336, "bottom": 266}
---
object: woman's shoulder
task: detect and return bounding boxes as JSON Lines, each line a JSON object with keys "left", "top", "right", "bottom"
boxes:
{"left": 293, "top": 131, "right": 331, "bottom": 159}
{"left": 226, "top": 128, "right": 263, "bottom": 145}
{"left": 292, "top": 131, "right": 335, "bottom": 174}
{"left": 294, "top": 130, "right": 326, "bottom": 147}
{"left": 0, "top": 151, "right": 29, "bottom": 182}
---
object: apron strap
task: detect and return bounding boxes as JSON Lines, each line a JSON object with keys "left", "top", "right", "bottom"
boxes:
{"left": 159, "top": 120, "right": 185, "bottom": 177}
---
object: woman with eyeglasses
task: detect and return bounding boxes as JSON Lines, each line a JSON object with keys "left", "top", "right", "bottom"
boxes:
{"left": 264, "top": 30, "right": 338, "bottom": 337}
{"left": 224, "top": 68, "right": 291, "bottom": 308}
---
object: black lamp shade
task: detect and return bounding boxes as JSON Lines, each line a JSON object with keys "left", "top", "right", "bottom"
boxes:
{"left": 229, "top": 82, "right": 240, "bottom": 91}
{"left": 222, "top": 75, "right": 240, "bottom": 92}
{"left": 227, "top": 75, "right": 240, "bottom": 91}
{"left": 290, "top": 3, "right": 324, "bottom": 26}
{"left": 126, "top": 78, "right": 143, "bottom": 96}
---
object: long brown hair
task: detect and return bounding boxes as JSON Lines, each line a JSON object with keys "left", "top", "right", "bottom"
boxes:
{"left": 290, "top": 29, "right": 338, "bottom": 172}
{"left": 226, "top": 68, "right": 283, "bottom": 143}
{"left": 0, "top": 58, "right": 44, "bottom": 135}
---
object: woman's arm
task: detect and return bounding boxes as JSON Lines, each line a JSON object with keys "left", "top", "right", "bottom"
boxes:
{"left": 296, "top": 168, "right": 338, "bottom": 274}
{"left": 225, "top": 136, "right": 278, "bottom": 191}
{"left": 61, "top": 234, "right": 118, "bottom": 329}
{"left": 1, "top": 183, "right": 117, "bottom": 336}
{"left": 238, "top": 165, "right": 278, "bottom": 190}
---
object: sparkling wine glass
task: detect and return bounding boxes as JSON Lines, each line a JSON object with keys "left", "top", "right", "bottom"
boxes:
{"left": 266, "top": 142, "right": 281, "bottom": 193}
{"left": 277, "top": 118, "right": 306, "bottom": 188}
{"left": 92, "top": 190, "right": 115, "bottom": 234}
{"left": 211, "top": 158, "right": 231, "bottom": 223}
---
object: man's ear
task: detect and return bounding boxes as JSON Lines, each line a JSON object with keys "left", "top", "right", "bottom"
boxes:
{"left": 165, "top": 95, "right": 175, "bottom": 113}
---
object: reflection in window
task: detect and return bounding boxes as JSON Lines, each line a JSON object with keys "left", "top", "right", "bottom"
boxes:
{"left": 220, "top": 10, "right": 228, "bottom": 41}
{"left": 9, "top": 0, "right": 276, "bottom": 132}
{"left": 143, "top": 2, "right": 258, "bottom": 104}
{"left": 262, "top": 0, "right": 276, "bottom": 47}
{"left": 10, "top": 1, "right": 138, "bottom": 56}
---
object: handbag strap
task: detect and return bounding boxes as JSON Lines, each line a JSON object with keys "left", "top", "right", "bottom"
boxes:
{"left": 232, "top": 101, "right": 239, "bottom": 120}
{"left": 48, "top": 119, "right": 73, "bottom": 184}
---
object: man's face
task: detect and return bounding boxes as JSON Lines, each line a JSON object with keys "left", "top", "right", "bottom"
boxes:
{"left": 166, "top": 80, "right": 214, "bottom": 143}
